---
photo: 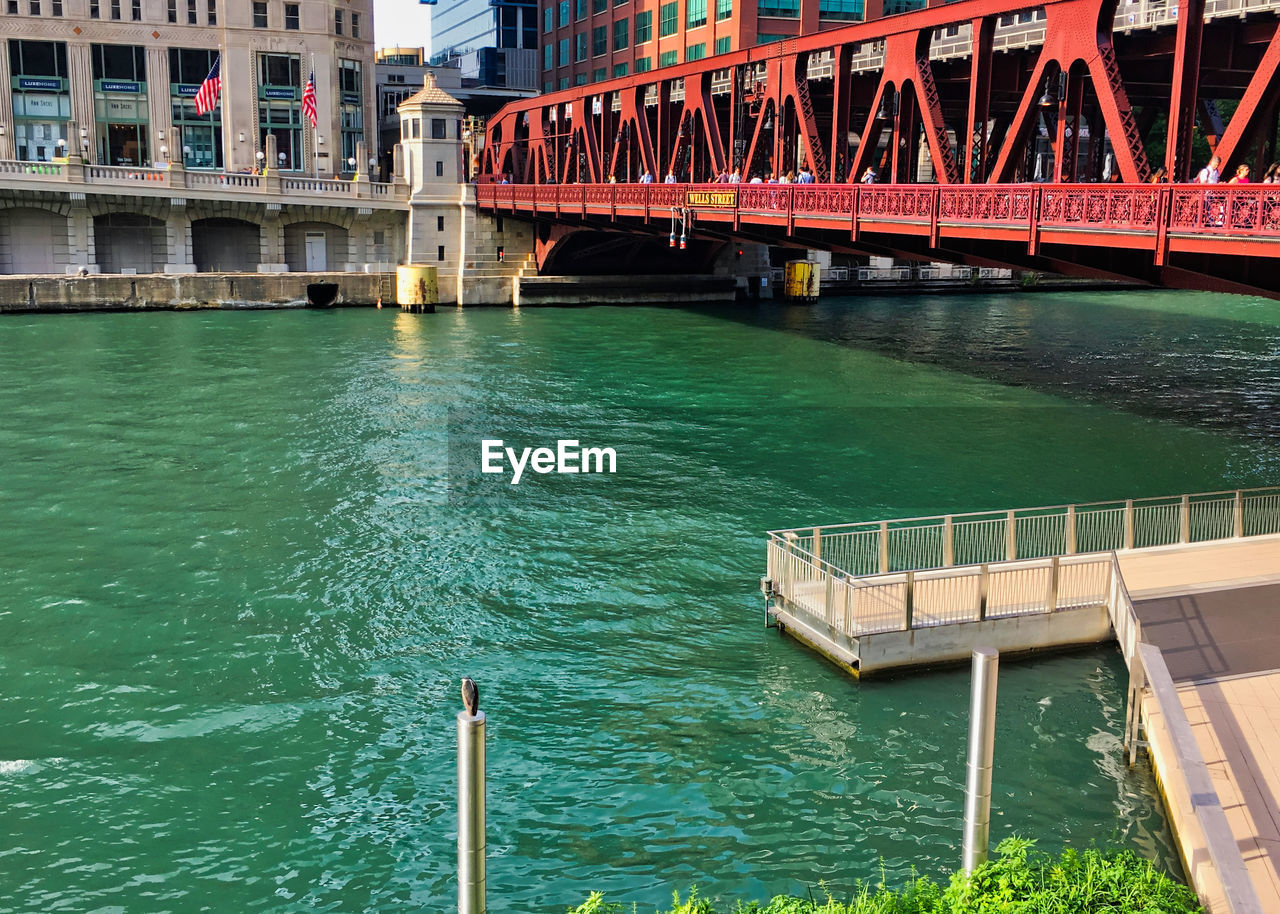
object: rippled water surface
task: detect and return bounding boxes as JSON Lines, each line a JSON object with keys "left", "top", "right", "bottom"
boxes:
{"left": 2, "top": 291, "right": 1278, "bottom": 912}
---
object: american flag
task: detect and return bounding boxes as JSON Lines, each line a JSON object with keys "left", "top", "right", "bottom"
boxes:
{"left": 193, "top": 55, "right": 221, "bottom": 116}
{"left": 301, "top": 71, "right": 318, "bottom": 128}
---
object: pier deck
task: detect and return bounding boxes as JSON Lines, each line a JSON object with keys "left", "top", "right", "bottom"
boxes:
{"left": 1136, "top": 581, "right": 1280, "bottom": 911}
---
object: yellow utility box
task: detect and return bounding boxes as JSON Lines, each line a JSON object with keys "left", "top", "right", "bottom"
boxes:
{"left": 396, "top": 265, "right": 438, "bottom": 312}
{"left": 784, "top": 260, "right": 820, "bottom": 302}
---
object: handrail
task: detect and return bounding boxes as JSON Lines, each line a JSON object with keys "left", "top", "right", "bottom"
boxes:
{"left": 1134, "top": 642, "right": 1265, "bottom": 913}
{"left": 764, "top": 485, "right": 1280, "bottom": 579}
{"left": 477, "top": 182, "right": 1280, "bottom": 241}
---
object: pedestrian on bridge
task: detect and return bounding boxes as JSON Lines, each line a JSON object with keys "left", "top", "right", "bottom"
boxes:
{"left": 1229, "top": 164, "right": 1251, "bottom": 184}
{"left": 860, "top": 167, "right": 877, "bottom": 184}
{"left": 640, "top": 169, "right": 654, "bottom": 183}
{"left": 1195, "top": 155, "right": 1221, "bottom": 184}
{"left": 664, "top": 171, "right": 677, "bottom": 183}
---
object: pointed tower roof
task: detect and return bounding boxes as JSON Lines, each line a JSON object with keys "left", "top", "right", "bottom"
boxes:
{"left": 400, "top": 72, "right": 463, "bottom": 110}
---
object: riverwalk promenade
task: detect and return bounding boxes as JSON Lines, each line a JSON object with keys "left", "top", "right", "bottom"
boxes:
{"left": 764, "top": 488, "right": 1280, "bottom": 913}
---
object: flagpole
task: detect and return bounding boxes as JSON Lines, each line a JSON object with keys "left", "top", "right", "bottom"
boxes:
{"left": 311, "top": 53, "right": 317, "bottom": 177}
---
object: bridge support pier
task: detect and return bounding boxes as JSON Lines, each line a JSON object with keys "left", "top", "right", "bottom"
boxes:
{"left": 66, "top": 205, "right": 99, "bottom": 275}
{"left": 163, "top": 204, "right": 197, "bottom": 274}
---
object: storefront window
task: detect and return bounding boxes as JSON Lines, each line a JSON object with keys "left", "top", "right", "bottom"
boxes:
{"left": 257, "top": 52, "right": 302, "bottom": 171}
{"left": 8, "top": 39, "right": 70, "bottom": 162}
{"left": 91, "top": 43, "right": 149, "bottom": 165}
{"left": 169, "top": 47, "right": 223, "bottom": 169}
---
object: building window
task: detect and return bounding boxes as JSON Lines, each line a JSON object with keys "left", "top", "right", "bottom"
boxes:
{"left": 558, "top": 76, "right": 569, "bottom": 89}
{"left": 687, "top": 0, "right": 706, "bottom": 27}
{"left": 818, "top": 0, "right": 862, "bottom": 18}
{"left": 687, "top": 42, "right": 705, "bottom": 60}
{"left": 91, "top": 43, "right": 150, "bottom": 166}
{"left": 258, "top": 52, "right": 303, "bottom": 169}
{"left": 613, "top": 62, "right": 627, "bottom": 76}
{"left": 109, "top": 0, "right": 119, "bottom": 18}
{"left": 130, "top": 0, "right": 140, "bottom": 19}
{"left": 635, "top": 56, "right": 651, "bottom": 72}
{"left": 437, "top": 216, "right": 444, "bottom": 231}
{"left": 658, "top": 49, "right": 677, "bottom": 67}
{"left": 658, "top": 1, "right": 677, "bottom": 36}
{"left": 575, "top": 31, "right": 587, "bottom": 61}
{"left": 284, "top": 2, "right": 298, "bottom": 29}
{"left": 89, "top": 0, "right": 99, "bottom": 15}
{"left": 252, "top": 0, "right": 266, "bottom": 26}
{"left": 757, "top": 32, "right": 786, "bottom": 42}
{"left": 634, "top": 9, "right": 651, "bottom": 41}
{"left": 592, "top": 66, "right": 605, "bottom": 81}
{"left": 431, "top": 117, "right": 446, "bottom": 139}
{"left": 543, "top": 44, "right": 553, "bottom": 70}
{"left": 613, "top": 16, "right": 627, "bottom": 49}
{"left": 351, "top": 12, "right": 359, "bottom": 36}
{"left": 558, "top": 37, "right": 569, "bottom": 65}
{"left": 544, "top": 80, "right": 553, "bottom": 92}
{"left": 206, "top": 0, "right": 214, "bottom": 22}
{"left": 438, "top": 245, "right": 445, "bottom": 261}
{"left": 592, "top": 0, "right": 605, "bottom": 11}
{"left": 575, "top": 0, "right": 585, "bottom": 18}
{"left": 592, "top": 25, "right": 606, "bottom": 56}
{"left": 716, "top": 0, "right": 731, "bottom": 19}
{"left": 574, "top": 72, "right": 587, "bottom": 85}
{"left": 558, "top": 0, "right": 568, "bottom": 25}
{"left": 28, "top": 0, "right": 39, "bottom": 13}
{"left": 5, "top": 0, "right": 15, "bottom": 13}
{"left": 338, "top": 58, "right": 363, "bottom": 165}
{"left": 167, "top": 0, "right": 175, "bottom": 20}
{"left": 9, "top": 39, "right": 72, "bottom": 162}
{"left": 51, "top": 0, "right": 61, "bottom": 13}
{"left": 544, "top": 6, "right": 552, "bottom": 31}
{"left": 715, "top": 35, "right": 730, "bottom": 53}
{"left": 882, "top": 0, "right": 923, "bottom": 12}
{"left": 335, "top": 9, "right": 343, "bottom": 32}
{"left": 615, "top": 0, "right": 627, "bottom": 6}
{"left": 757, "top": 0, "right": 800, "bottom": 15}
{"left": 170, "top": 47, "right": 223, "bottom": 168}
{"left": 186, "top": 0, "right": 195, "bottom": 23}
{"left": 436, "top": 160, "right": 443, "bottom": 176}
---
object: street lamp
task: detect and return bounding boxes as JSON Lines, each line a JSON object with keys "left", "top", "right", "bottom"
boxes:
{"left": 160, "top": 144, "right": 169, "bottom": 161}
{"left": 347, "top": 156, "right": 356, "bottom": 170}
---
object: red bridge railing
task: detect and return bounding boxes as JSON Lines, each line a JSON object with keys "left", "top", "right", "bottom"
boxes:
{"left": 477, "top": 182, "right": 1280, "bottom": 240}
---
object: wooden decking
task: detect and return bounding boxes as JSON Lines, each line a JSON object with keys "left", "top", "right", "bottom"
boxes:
{"left": 1130, "top": 537, "right": 1280, "bottom": 913}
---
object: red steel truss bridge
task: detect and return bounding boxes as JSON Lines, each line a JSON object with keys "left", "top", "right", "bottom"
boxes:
{"left": 477, "top": 0, "right": 1280, "bottom": 296}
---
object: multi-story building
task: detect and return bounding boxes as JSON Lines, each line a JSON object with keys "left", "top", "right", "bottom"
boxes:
{"left": 422, "top": 0, "right": 539, "bottom": 90}
{"left": 0, "top": 0, "right": 375, "bottom": 176}
{"left": 538, "top": 0, "right": 879, "bottom": 93}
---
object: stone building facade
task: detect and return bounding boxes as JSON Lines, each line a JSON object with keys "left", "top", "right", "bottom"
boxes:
{"left": 0, "top": 0, "right": 375, "bottom": 176}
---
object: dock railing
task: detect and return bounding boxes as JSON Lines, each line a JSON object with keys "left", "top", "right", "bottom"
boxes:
{"left": 1109, "top": 558, "right": 1264, "bottom": 914}
{"left": 769, "top": 485, "right": 1280, "bottom": 580}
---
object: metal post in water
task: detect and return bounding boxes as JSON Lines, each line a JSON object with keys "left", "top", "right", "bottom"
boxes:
{"left": 458, "top": 678, "right": 486, "bottom": 914}
{"left": 962, "top": 648, "right": 999, "bottom": 875}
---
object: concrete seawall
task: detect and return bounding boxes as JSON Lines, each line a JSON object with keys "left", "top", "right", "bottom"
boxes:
{"left": 0, "top": 273, "right": 393, "bottom": 313}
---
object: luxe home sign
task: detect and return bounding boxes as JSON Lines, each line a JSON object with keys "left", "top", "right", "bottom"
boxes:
{"left": 686, "top": 189, "right": 737, "bottom": 208}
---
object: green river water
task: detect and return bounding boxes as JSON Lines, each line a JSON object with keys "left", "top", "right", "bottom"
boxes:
{"left": 1, "top": 291, "right": 1278, "bottom": 912}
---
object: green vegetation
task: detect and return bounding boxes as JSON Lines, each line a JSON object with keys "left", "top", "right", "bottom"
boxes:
{"left": 567, "top": 838, "right": 1202, "bottom": 914}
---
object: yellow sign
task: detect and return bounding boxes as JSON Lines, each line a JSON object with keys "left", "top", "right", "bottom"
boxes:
{"left": 686, "top": 189, "right": 737, "bottom": 208}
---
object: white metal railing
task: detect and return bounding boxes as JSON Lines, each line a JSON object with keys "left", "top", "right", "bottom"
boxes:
{"left": 766, "top": 536, "right": 1113, "bottom": 635}
{"left": 1106, "top": 556, "right": 1264, "bottom": 914}
{"left": 770, "top": 485, "right": 1280, "bottom": 578}
{"left": 857, "top": 266, "right": 912, "bottom": 281}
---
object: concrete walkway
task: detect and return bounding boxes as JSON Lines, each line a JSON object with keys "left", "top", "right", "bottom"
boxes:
{"left": 1135, "top": 566, "right": 1280, "bottom": 912}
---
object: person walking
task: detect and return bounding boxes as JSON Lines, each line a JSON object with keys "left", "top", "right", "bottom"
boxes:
{"left": 797, "top": 165, "right": 814, "bottom": 184}
{"left": 1228, "top": 164, "right": 1251, "bottom": 184}
{"left": 1195, "top": 155, "right": 1221, "bottom": 184}
{"left": 860, "top": 167, "right": 877, "bottom": 184}
{"left": 640, "top": 169, "right": 654, "bottom": 184}
{"left": 664, "top": 171, "right": 678, "bottom": 183}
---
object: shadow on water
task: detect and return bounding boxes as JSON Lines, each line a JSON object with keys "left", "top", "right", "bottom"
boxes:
{"left": 696, "top": 290, "right": 1280, "bottom": 449}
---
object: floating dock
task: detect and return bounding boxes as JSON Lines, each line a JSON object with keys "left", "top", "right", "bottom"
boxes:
{"left": 764, "top": 487, "right": 1280, "bottom": 914}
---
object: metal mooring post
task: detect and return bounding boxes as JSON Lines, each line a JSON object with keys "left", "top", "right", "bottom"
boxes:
{"left": 458, "top": 678, "right": 486, "bottom": 914}
{"left": 962, "top": 648, "right": 999, "bottom": 875}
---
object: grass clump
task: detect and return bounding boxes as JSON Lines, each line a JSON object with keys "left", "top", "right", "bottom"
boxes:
{"left": 567, "top": 838, "right": 1202, "bottom": 914}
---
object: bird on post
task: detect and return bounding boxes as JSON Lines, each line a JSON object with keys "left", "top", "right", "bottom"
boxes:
{"left": 461, "top": 677, "right": 480, "bottom": 717}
